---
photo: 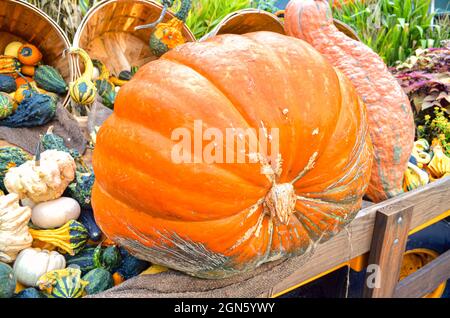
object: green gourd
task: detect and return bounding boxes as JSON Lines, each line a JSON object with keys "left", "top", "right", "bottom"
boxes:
{"left": 0, "top": 74, "right": 16, "bottom": 93}
{"left": 0, "top": 146, "right": 31, "bottom": 192}
{"left": 66, "top": 170, "right": 95, "bottom": 209}
{"left": 14, "top": 288, "right": 47, "bottom": 298}
{"left": 29, "top": 220, "right": 89, "bottom": 256}
{"left": 37, "top": 268, "right": 88, "bottom": 298}
{"left": 135, "top": 0, "right": 191, "bottom": 57}
{"left": 41, "top": 126, "right": 88, "bottom": 173}
{"left": 95, "top": 79, "right": 116, "bottom": 108}
{"left": 34, "top": 65, "right": 68, "bottom": 95}
{"left": 69, "top": 48, "right": 97, "bottom": 105}
{"left": 65, "top": 246, "right": 101, "bottom": 275}
{"left": 78, "top": 208, "right": 102, "bottom": 242}
{"left": 96, "top": 246, "right": 121, "bottom": 272}
{"left": 0, "top": 92, "right": 14, "bottom": 119}
{"left": 114, "top": 247, "right": 149, "bottom": 280}
{"left": 0, "top": 93, "right": 56, "bottom": 128}
{"left": 118, "top": 70, "right": 132, "bottom": 81}
{"left": 0, "top": 262, "right": 16, "bottom": 298}
{"left": 131, "top": 66, "right": 139, "bottom": 76}
{"left": 82, "top": 268, "right": 113, "bottom": 295}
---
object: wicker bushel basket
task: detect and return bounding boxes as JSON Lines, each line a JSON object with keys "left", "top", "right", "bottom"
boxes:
{"left": 72, "top": 0, "right": 196, "bottom": 77}
{"left": 0, "top": 0, "right": 86, "bottom": 153}
{"left": 0, "top": 0, "right": 73, "bottom": 99}
{"left": 202, "top": 8, "right": 360, "bottom": 42}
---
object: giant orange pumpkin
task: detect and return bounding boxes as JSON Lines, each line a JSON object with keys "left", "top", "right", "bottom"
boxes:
{"left": 92, "top": 32, "right": 373, "bottom": 278}
{"left": 285, "top": 0, "right": 415, "bottom": 203}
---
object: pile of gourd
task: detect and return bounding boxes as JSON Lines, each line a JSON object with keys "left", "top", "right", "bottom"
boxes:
{"left": 0, "top": 129, "right": 153, "bottom": 298}
{"left": 68, "top": 48, "right": 138, "bottom": 110}
{"left": 0, "top": 42, "right": 68, "bottom": 127}
{"left": 91, "top": 59, "right": 138, "bottom": 109}
{"left": 404, "top": 138, "right": 450, "bottom": 191}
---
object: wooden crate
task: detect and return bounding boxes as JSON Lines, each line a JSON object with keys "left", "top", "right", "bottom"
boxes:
{"left": 262, "top": 176, "right": 450, "bottom": 298}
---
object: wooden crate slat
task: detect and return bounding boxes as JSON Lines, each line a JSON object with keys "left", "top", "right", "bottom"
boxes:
{"left": 362, "top": 206, "right": 412, "bottom": 298}
{"left": 267, "top": 177, "right": 450, "bottom": 297}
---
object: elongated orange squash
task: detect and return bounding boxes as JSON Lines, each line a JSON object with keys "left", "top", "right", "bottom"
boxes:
{"left": 92, "top": 32, "right": 373, "bottom": 278}
{"left": 285, "top": 0, "right": 415, "bottom": 202}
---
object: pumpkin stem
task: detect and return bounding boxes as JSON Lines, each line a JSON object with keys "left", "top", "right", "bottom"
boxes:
{"left": 264, "top": 183, "right": 296, "bottom": 225}
{"left": 134, "top": 4, "right": 170, "bottom": 31}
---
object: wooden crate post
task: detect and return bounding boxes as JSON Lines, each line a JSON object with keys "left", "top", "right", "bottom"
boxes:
{"left": 363, "top": 206, "right": 413, "bottom": 298}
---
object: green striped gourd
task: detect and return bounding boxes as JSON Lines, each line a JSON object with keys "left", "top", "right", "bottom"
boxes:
{"left": 34, "top": 65, "right": 68, "bottom": 95}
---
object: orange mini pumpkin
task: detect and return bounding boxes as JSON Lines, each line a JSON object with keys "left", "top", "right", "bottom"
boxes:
{"left": 92, "top": 32, "right": 373, "bottom": 278}
{"left": 17, "top": 44, "right": 42, "bottom": 66}
{"left": 21, "top": 65, "right": 35, "bottom": 77}
{"left": 285, "top": 0, "right": 415, "bottom": 202}
{"left": 15, "top": 76, "right": 34, "bottom": 88}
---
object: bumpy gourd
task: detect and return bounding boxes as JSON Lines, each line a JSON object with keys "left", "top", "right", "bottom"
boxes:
{"left": 4, "top": 149, "right": 76, "bottom": 203}
{"left": 285, "top": 0, "right": 415, "bottom": 202}
{"left": 0, "top": 92, "right": 13, "bottom": 119}
{"left": 41, "top": 126, "right": 89, "bottom": 173}
{"left": 67, "top": 171, "right": 95, "bottom": 209}
{"left": 135, "top": 0, "right": 191, "bottom": 57}
{"left": 0, "top": 56, "right": 21, "bottom": 77}
{"left": 13, "top": 248, "right": 65, "bottom": 287}
{"left": 37, "top": 267, "right": 88, "bottom": 298}
{"left": 29, "top": 220, "right": 89, "bottom": 256}
{"left": 0, "top": 146, "right": 31, "bottom": 192}
{"left": 0, "top": 74, "right": 16, "bottom": 93}
{"left": 34, "top": 65, "right": 68, "bottom": 95}
{"left": 0, "top": 194, "right": 32, "bottom": 263}
{"left": 69, "top": 48, "right": 97, "bottom": 105}
{"left": 92, "top": 32, "right": 373, "bottom": 278}
{"left": 0, "top": 93, "right": 56, "bottom": 128}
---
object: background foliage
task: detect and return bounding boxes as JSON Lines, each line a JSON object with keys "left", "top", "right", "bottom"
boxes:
{"left": 332, "top": 0, "right": 450, "bottom": 66}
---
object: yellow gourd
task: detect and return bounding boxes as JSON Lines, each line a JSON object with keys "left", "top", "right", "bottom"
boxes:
{"left": 403, "top": 162, "right": 429, "bottom": 192}
{"left": 427, "top": 139, "right": 450, "bottom": 180}
{"left": 69, "top": 48, "right": 97, "bottom": 105}
{"left": 411, "top": 139, "right": 432, "bottom": 168}
{"left": 4, "top": 42, "right": 23, "bottom": 58}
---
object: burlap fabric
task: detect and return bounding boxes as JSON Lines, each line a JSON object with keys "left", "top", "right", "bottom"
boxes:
{"left": 0, "top": 101, "right": 87, "bottom": 154}
{"left": 92, "top": 249, "right": 316, "bottom": 298}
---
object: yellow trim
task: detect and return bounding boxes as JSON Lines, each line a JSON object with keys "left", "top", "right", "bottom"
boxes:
{"left": 271, "top": 263, "right": 347, "bottom": 298}
{"left": 409, "top": 210, "right": 450, "bottom": 236}
{"left": 273, "top": 210, "right": 450, "bottom": 298}
{"left": 401, "top": 248, "right": 446, "bottom": 298}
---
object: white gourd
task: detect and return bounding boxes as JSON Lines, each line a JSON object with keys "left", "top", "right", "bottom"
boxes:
{"left": 4, "top": 150, "right": 76, "bottom": 203}
{"left": 31, "top": 197, "right": 81, "bottom": 229}
{"left": 13, "top": 248, "right": 66, "bottom": 287}
{"left": 0, "top": 193, "right": 32, "bottom": 263}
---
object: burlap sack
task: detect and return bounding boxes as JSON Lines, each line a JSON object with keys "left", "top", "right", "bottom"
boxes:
{"left": 92, "top": 249, "right": 316, "bottom": 298}
{"left": 0, "top": 102, "right": 87, "bottom": 154}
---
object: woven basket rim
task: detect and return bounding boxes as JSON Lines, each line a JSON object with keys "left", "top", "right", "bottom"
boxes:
{"left": 71, "top": 0, "right": 196, "bottom": 79}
